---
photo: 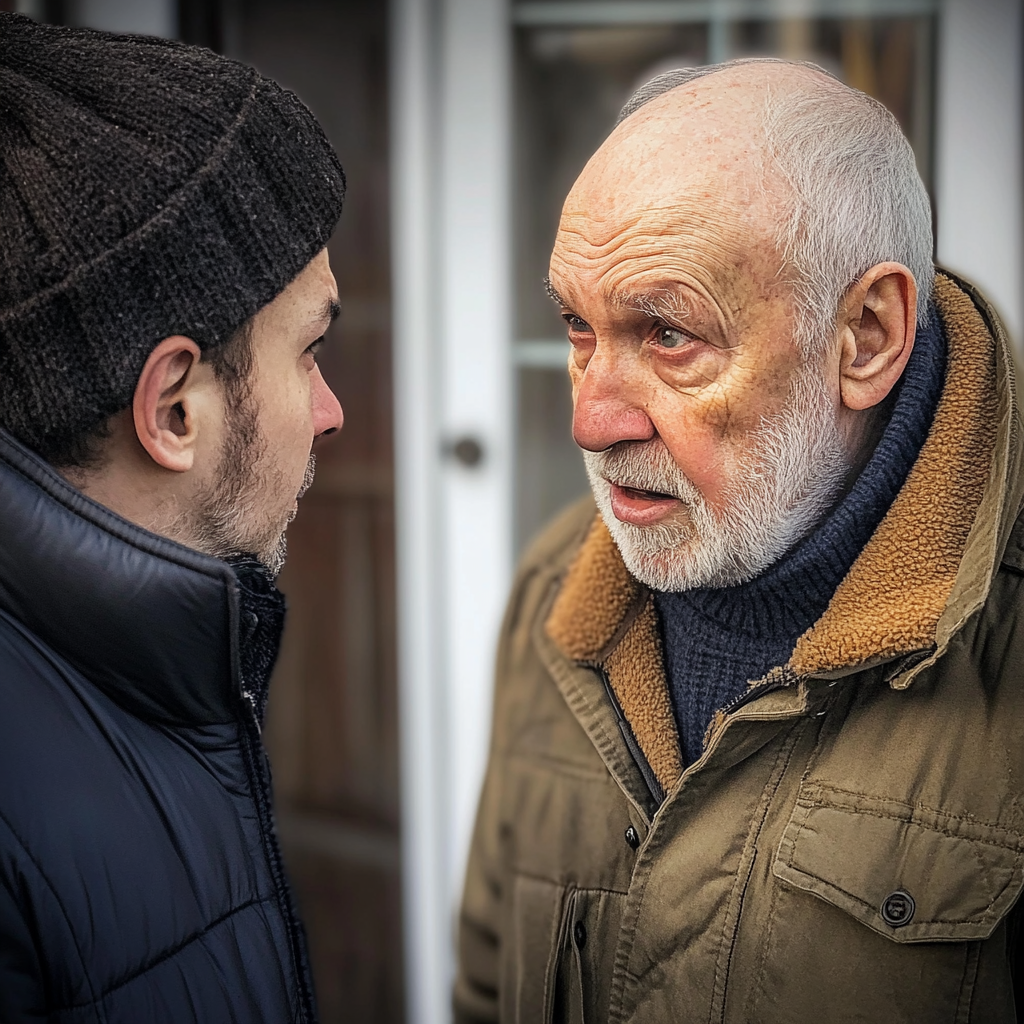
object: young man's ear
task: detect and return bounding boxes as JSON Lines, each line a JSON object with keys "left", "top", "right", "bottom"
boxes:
{"left": 837, "top": 262, "right": 917, "bottom": 411}
{"left": 132, "top": 336, "right": 207, "bottom": 472}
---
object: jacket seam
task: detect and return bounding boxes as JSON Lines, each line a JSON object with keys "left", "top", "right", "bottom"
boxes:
{"left": 796, "top": 803, "right": 1023, "bottom": 849}
{"left": 709, "top": 719, "right": 808, "bottom": 1024}
{"left": 507, "top": 869, "right": 629, "bottom": 898}
{"left": 238, "top": 715, "right": 316, "bottom": 1021}
{"left": 0, "top": 807, "right": 106, "bottom": 1020}
{"left": 59, "top": 893, "right": 275, "bottom": 1009}
{"left": 955, "top": 942, "right": 983, "bottom": 1023}
{"left": 796, "top": 785, "right": 1024, "bottom": 848}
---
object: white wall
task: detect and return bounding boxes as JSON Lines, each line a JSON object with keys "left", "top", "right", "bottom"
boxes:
{"left": 936, "top": 0, "right": 1023, "bottom": 349}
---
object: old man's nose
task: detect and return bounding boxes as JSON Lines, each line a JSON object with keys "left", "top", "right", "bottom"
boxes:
{"left": 572, "top": 371, "right": 655, "bottom": 452}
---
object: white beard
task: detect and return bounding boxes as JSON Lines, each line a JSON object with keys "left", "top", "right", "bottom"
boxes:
{"left": 583, "top": 361, "right": 851, "bottom": 591}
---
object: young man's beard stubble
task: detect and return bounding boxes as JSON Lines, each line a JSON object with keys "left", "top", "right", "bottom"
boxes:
{"left": 177, "top": 386, "right": 316, "bottom": 577}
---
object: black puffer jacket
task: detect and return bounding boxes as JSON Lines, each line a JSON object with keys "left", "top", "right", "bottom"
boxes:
{"left": 0, "top": 429, "right": 316, "bottom": 1022}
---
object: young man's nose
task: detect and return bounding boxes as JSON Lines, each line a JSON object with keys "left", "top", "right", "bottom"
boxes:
{"left": 311, "top": 366, "right": 344, "bottom": 438}
{"left": 572, "top": 359, "right": 655, "bottom": 452}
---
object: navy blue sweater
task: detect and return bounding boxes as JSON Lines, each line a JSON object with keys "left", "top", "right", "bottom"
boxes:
{"left": 655, "top": 312, "right": 947, "bottom": 767}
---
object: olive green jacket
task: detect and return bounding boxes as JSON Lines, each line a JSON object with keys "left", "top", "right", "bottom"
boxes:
{"left": 455, "top": 271, "right": 1024, "bottom": 1024}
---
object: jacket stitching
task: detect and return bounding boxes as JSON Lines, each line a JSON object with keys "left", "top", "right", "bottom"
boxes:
{"left": 508, "top": 871, "right": 629, "bottom": 898}
{"left": 955, "top": 942, "right": 983, "bottom": 1024}
{"left": 63, "top": 893, "right": 273, "bottom": 1009}
{"left": 0, "top": 807, "right": 106, "bottom": 1021}
{"left": 709, "top": 719, "right": 808, "bottom": 1024}
{"left": 794, "top": 794, "right": 1024, "bottom": 850}
{"left": 746, "top": 849, "right": 784, "bottom": 1021}
{"left": 237, "top": 719, "right": 315, "bottom": 1021}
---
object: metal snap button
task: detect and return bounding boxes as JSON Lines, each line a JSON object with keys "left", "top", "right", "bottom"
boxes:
{"left": 880, "top": 889, "right": 915, "bottom": 927}
{"left": 624, "top": 825, "right": 640, "bottom": 849}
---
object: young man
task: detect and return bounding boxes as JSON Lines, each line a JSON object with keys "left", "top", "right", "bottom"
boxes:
{"left": 457, "top": 60, "right": 1024, "bottom": 1022}
{"left": 0, "top": 14, "right": 345, "bottom": 1021}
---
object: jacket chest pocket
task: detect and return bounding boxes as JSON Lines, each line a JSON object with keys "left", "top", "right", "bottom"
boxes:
{"left": 750, "top": 783, "right": 1024, "bottom": 1024}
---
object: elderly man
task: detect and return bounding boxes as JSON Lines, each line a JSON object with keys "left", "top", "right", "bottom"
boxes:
{"left": 455, "top": 59, "right": 1024, "bottom": 1023}
{"left": 0, "top": 14, "right": 344, "bottom": 1022}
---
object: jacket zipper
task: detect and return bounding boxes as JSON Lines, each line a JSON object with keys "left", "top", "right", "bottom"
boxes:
{"left": 719, "top": 667, "right": 799, "bottom": 717}
{"left": 594, "top": 665, "right": 665, "bottom": 810}
{"left": 239, "top": 695, "right": 319, "bottom": 1023}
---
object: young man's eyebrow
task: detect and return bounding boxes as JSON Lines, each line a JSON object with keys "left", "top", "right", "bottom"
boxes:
{"left": 310, "top": 298, "right": 341, "bottom": 337}
{"left": 321, "top": 298, "right": 341, "bottom": 326}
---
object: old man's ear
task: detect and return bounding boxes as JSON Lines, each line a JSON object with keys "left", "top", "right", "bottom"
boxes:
{"left": 837, "top": 262, "right": 918, "bottom": 412}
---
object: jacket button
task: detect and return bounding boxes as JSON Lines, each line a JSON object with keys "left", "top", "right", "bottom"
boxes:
{"left": 624, "top": 826, "right": 640, "bottom": 849}
{"left": 573, "top": 920, "right": 587, "bottom": 950}
{"left": 880, "top": 889, "right": 915, "bottom": 927}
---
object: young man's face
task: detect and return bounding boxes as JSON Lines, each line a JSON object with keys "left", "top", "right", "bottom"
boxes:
{"left": 191, "top": 247, "right": 343, "bottom": 573}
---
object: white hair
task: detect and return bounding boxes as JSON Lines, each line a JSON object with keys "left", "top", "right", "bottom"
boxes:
{"left": 617, "top": 58, "right": 934, "bottom": 354}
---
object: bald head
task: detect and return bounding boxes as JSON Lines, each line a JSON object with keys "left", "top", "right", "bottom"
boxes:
{"left": 560, "top": 64, "right": 789, "bottom": 276}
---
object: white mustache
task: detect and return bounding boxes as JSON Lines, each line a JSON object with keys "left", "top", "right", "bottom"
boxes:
{"left": 587, "top": 439, "right": 700, "bottom": 504}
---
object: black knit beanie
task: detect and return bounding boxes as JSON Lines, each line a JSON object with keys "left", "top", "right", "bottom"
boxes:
{"left": 0, "top": 13, "right": 346, "bottom": 462}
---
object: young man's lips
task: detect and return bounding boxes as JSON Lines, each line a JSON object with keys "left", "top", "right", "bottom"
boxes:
{"left": 608, "top": 482, "right": 682, "bottom": 526}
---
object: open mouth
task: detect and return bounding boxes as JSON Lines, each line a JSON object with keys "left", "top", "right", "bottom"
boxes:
{"left": 608, "top": 481, "right": 682, "bottom": 526}
{"left": 617, "top": 484, "right": 677, "bottom": 502}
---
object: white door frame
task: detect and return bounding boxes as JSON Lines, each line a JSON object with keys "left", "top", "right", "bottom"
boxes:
{"left": 391, "top": 1, "right": 512, "bottom": 1021}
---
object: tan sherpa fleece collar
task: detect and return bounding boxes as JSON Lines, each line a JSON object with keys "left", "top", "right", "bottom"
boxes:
{"left": 546, "top": 271, "right": 1021, "bottom": 793}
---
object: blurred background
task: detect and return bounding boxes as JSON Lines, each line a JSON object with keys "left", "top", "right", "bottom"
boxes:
{"left": 3, "top": 0, "right": 1020, "bottom": 1021}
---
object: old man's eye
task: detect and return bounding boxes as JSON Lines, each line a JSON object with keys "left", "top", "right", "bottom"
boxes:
{"left": 562, "top": 314, "right": 593, "bottom": 334}
{"left": 655, "top": 326, "right": 691, "bottom": 349}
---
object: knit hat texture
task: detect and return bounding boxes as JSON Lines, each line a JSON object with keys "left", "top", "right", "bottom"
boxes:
{"left": 0, "top": 13, "right": 346, "bottom": 460}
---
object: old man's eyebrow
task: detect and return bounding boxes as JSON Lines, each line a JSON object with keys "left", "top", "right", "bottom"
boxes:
{"left": 543, "top": 276, "right": 568, "bottom": 307}
{"left": 612, "top": 288, "right": 694, "bottom": 323}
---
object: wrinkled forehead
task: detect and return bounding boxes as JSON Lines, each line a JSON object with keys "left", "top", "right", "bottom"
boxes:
{"left": 554, "top": 75, "right": 785, "bottom": 276}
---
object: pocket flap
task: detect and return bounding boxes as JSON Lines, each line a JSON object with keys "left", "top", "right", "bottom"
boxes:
{"left": 772, "top": 783, "right": 1024, "bottom": 942}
